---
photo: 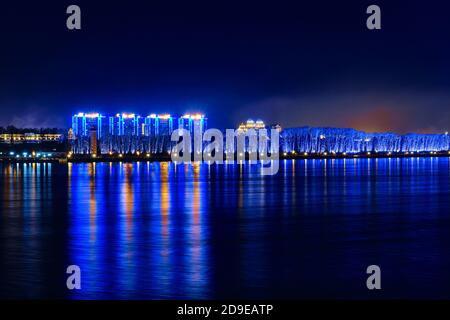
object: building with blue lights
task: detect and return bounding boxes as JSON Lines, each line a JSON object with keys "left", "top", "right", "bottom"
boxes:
{"left": 178, "top": 114, "right": 207, "bottom": 135}
{"left": 70, "top": 111, "right": 207, "bottom": 154}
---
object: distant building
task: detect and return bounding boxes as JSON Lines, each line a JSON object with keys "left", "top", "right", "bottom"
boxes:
{"left": 68, "top": 128, "right": 75, "bottom": 140}
{"left": 0, "top": 132, "right": 63, "bottom": 144}
{"left": 270, "top": 124, "right": 282, "bottom": 132}
{"left": 237, "top": 119, "right": 266, "bottom": 132}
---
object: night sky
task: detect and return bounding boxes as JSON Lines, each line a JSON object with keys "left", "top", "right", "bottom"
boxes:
{"left": 0, "top": 0, "right": 449, "bottom": 133}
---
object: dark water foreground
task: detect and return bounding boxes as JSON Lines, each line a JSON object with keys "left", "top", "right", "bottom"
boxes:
{"left": 0, "top": 158, "right": 449, "bottom": 299}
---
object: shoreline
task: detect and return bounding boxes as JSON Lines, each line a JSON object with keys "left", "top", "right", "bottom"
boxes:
{"left": 0, "top": 151, "right": 449, "bottom": 164}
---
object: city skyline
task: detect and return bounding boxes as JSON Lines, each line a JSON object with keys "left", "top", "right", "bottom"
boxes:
{"left": 2, "top": 1, "right": 450, "bottom": 306}
{"left": 1, "top": 1, "right": 450, "bottom": 133}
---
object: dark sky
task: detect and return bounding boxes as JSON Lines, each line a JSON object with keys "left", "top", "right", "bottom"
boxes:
{"left": 0, "top": 0, "right": 449, "bottom": 133}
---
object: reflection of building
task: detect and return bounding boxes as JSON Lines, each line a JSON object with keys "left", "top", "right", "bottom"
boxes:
{"left": 237, "top": 119, "right": 266, "bottom": 132}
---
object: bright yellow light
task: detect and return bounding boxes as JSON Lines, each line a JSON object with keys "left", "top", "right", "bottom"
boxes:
{"left": 148, "top": 114, "right": 157, "bottom": 118}
{"left": 85, "top": 113, "right": 100, "bottom": 118}
{"left": 367, "top": 152, "right": 371, "bottom": 155}
{"left": 159, "top": 114, "right": 171, "bottom": 119}
{"left": 119, "top": 154, "right": 123, "bottom": 158}
{"left": 283, "top": 152, "right": 287, "bottom": 156}
{"left": 92, "top": 154, "right": 97, "bottom": 158}
{"left": 109, "top": 151, "right": 112, "bottom": 155}
{"left": 191, "top": 114, "right": 204, "bottom": 120}
{"left": 136, "top": 151, "right": 140, "bottom": 156}
{"left": 146, "top": 153, "right": 150, "bottom": 157}
{"left": 323, "top": 152, "right": 328, "bottom": 155}
{"left": 121, "top": 113, "right": 135, "bottom": 119}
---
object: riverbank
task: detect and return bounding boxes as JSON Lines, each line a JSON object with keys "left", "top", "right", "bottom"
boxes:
{"left": 1, "top": 150, "right": 450, "bottom": 164}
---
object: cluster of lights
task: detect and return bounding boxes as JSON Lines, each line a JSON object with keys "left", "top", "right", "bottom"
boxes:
{"left": 73, "top": 151, "right": 154, "bottom": 158}
{"left": 116, "top": 113, "right": 136, "bottom": 119}
{"left": 76, "top": 112, "right": 202, "bottom": 121}
{"left": 65, "top": 149, "right": 450, "bottom": 160}
{"left": 7, "top": 151, "right": 51, "bottom": 157}
{"left": 181, "top": 113, "right": 204, "bottom": 120}
{"left": 158, "top": 114, "right": 172, "bottom": 120}
{"left": 237, "top": 119, "right": 266, "bottom": 132}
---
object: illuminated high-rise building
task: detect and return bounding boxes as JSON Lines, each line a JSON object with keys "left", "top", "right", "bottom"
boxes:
{"left": 191, "top": 113, "right": 207, "bottom": 135}
{"left": 177, "top": 113, "right": 207, "bottom": 154}
{"left": 71, "top": 112, "right": 110, "bottom": 138}
{"left": 144, "top": 114, "right": 158, "bottom": 136}
{"left": 156, "top": 114, "right": 174, "bottom": 136}
{"left": 178, "top": 113, "right": 207, "bottom": 135}
{"left": 178, "top": 114, "right": 192, "bottom": 132}
{"left": 115, "top": 113, "right": 142, "bottom": 136}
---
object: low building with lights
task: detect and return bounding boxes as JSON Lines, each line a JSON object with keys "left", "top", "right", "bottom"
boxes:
{"left": 237, "top": 119, "right": 266, "bottom": 133}
{"left": 0, "top": 132, "right": 63, "bottom": 144}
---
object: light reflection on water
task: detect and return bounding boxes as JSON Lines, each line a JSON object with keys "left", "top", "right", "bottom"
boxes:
{"left": 1, "top": 158, "right": 450, "bottom": 299}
